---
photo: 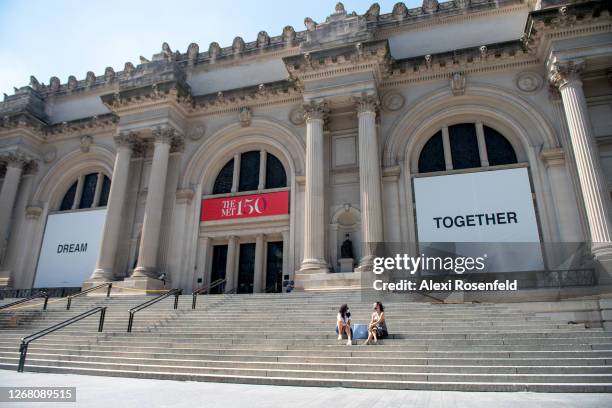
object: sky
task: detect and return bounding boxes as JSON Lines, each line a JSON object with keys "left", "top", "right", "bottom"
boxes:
{"left": 0, "top": 0, "right": 422, "bottom": 97}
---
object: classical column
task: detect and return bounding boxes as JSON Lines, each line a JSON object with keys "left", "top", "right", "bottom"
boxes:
{"left": 356, "top": 95, "right": 384, "bottom": 268}
{"left": 550, "top": 60, "right": 612, "bottom": 262}
{"left": 253, "top": 233, "right": 265, "bottom": 293}
{"left": 89, "top": 133, "right": 135, "bottom": 281}
{"left": 300, "top": 101, "right": 329, "bottom": 273}
{"left": 0, "top": 153, "right": 28, "bottom": 256}
{"left": 258, "top": 150, "right": 267, "bottom": 190}
{"left": 225, "top": 235, "right": 238, "bottom": 292}
{"left": 132, "top": 127, "right": 176, "bottom": 278}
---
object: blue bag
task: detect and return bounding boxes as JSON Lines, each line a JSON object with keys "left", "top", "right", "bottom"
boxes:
{"left": 352, "top": 324, "right": 369, "bottom": 340}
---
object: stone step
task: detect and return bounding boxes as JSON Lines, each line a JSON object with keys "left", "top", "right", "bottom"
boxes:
{"left": 2, "top": 359, "right": 612, "bottom": 384}
{"left": 3, "top": 364, "right": 612, "bottom": 392}
{"left": 2, "top": 348, "right": 610, "bottom": 366}
{"left": 2, "top": 353, "right": 611, "bottom": 374}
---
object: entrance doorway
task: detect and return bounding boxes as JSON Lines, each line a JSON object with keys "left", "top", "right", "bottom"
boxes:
{"left": 237, "top": 243, "right": 255, "bottom": 294}
{"left": 210, "top": 245, "right": 227, "bottom": 294}
{"left": 265, "top": 241, "right": 283, "bottom": 293}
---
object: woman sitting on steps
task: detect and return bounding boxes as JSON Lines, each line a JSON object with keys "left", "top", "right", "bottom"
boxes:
{"left": 336, "top": 304, "right": 353, "bottom": 346}
{"left": 364, "top": 302, "right": 387, "bottom": 345}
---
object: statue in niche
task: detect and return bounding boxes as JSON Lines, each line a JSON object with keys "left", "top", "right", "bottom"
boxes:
{"left": 340, "top": 233, "right": 354, "bottom": 259}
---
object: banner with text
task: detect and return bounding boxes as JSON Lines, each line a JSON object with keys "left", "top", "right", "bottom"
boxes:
{"left": 34, "top": 209, "right": 107, "bottom": 288}
{"left": 201, "top": 191, "right": 289, "bottom": 221}
{"left": 413, "top": 167, "right": 544, "bottom": 272}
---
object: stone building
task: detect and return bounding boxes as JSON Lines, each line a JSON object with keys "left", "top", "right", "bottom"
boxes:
{"left": 0, "top": 0, "right": 611, "bottom": 294}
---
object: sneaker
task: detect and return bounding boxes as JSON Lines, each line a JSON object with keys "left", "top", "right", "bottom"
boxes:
{"left": 337, "top": 335, "right": 342, "bottom": 340}
{"left": 346, "top": 340, "right": 352, "bottom": 346}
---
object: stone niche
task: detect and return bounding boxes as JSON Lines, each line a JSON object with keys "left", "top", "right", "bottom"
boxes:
{"left": 330, "top": 204, "right": 361, "bottom": 273}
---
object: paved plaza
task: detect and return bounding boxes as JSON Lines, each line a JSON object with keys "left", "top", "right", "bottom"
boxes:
{"left": 1, "top": 370, "right": 611, "bottom": 408}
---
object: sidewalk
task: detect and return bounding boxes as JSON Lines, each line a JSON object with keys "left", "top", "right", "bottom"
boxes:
{"left": 1, "top": 370, "right": 611, "bottom": 408}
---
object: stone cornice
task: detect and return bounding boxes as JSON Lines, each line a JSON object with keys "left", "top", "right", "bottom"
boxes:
{"left": 374, "top": 1, "right": 527, "bottom": 38}
{"left": 43, "top": 113, "right": 118, "bottom": 140}
{"left": 188, "top": 81, "right": 303, "bottom": 117}
{"left": 284, "top": 40, "right": 392, "bottom": 86}
{"left": 381, "top": 41, "right": 538, "bottom": 87}
{"left": 525, "top": 1, "right": 612, "bottom": 58}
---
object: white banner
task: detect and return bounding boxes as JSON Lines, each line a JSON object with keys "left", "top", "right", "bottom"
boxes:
{"left": 413, "top": 167, "right": 544, "bottom": 272}
{"left": 34, "top": 209, "right": 107, "bottom": 288}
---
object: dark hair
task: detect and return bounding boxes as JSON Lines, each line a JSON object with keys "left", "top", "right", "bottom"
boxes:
{"left": 374, "top": 302, "right": 384, "bottom": 312}
{"left": 339, "top": 304, "right": 349, "bottom": 318}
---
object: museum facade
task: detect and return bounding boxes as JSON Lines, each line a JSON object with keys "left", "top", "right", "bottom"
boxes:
{"left": 0, "top": 0, "right": 611, "bottom": 293}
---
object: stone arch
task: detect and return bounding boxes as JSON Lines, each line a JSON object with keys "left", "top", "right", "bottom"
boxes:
{"left": 182, "top": 118, "right": 305, "bottom": 191}
{"left": 384, "top": 83, "right": 558, "bottom": 168}
{"left": 33, "top": 145, "right": 115, "bottom": 210}
{"left": 383, "top": 83, "right": 562, "bottom": 248}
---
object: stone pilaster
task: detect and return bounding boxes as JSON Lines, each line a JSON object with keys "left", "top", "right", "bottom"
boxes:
{"left": 355, "top": 95, "right": 384, "bottom": 269}
{"left": 300, "top": 101, "right": 329, "bottom": 273}
{"left": 0, "top": 154, "right": 28, "bottom": 266}
{"left": 253, "top": 233, "right": 265, "bottom": 293}
{"left": 550, "top": 60, "right": 612, "bottom": 270}
{"left": 132, "top": 127, "right": 180, "bottom": 279}
{"left": 225, "top": 235, "right": 238, "bottom": 292}
{"left": 0, "top": 152, "right": 33, "bottom": 287}
{"left": 88, "top": 132, "right": 136, "bottom": 282}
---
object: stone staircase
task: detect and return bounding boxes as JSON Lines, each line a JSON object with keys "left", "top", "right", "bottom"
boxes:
{"left": 0, "top": 292, "right": 611, "bottom": 392}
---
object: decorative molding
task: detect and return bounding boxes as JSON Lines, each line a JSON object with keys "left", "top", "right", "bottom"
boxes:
{"left": 515, "top": 71, "right": 544, "bottom": 93}
{"left": 381, "top": 91, "right": 405, "bottom": 112}
{"left": 289, "top": 105, "right": 305, "bottom": 126}
{"left": 79, "top": 134, "right": 93, "bottom": 153}
{"left": 186, "top": 121, "right": 206, "bottom": 141}
{"left": 176, "top": 188, "right": 195, "bottom": 204}
{"left": 238, "top": 106, "right": 252, "bottom": 127}
{"left": 541, "top": 148, "right": 565, "bottom": 167}
{"left": 450, "top": 72, "right": 466, "bottom": 96}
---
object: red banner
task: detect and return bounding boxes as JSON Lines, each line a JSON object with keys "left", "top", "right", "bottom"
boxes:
{"left": 201, "top": 191, "right": 289, "bottom": 221}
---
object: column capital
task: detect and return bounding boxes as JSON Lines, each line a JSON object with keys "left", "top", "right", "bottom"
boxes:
{"left": 256, "top": 233, "right": 265, "bottom": 240}
{"left": 303, "top": 100, "right": 329, "bottom": 122}
{"left": 549, "top": 60, "right": 585, "bottom": 89}
{"left": 0, "top": 151, "right": 32, "bottom": 170}
{"left": 152, "top": 126, "right": 177, "bottom": 145}
{"left": 354, "top": 93, "right": 379, "bottom": 115}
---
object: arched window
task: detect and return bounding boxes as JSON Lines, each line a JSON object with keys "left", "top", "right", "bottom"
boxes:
{"left": 212, "top": 159, "right": 234, "bottom": 195}
{"left": 418, "top": 123, "right": 517, "bottom": 174}
{"left": 265, "top": 153, "right": 287, "bottom": 189}
{"left": 212, "top": 151, "right": 287, "bottom": 194}
{"left": 58, "top": 172, "right": 111, "bottom": 211}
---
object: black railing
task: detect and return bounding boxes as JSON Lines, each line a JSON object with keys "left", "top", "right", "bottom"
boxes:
{"left": 0, "top": 292, "right": 49, "bottom": 312}
{"left": 0, "top": 287, "right": 80, "bottom": 300}
{"left": 17, "top": 306, "right": 107, "bottom": 372}
{"left": 67, "top": 283, "right": 112, "bottom": 310}
{"left": 127, "top": 289, "right": 182, "bottom": 332}
{"left": 192, "top": 279, "right": 225, "bottom": 309}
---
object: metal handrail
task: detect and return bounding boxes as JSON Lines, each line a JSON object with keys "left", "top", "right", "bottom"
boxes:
{"left": 192, "top": 279, "right": 225, "bottom": 309}
{"left": 67, "top": 283, "right": 112, "bottom": 310}
{"left": 127, "top": 289, "right": 182, "bottom": 332}
{"left": 0, "top": 292, "right": 49, "bottom": 312}
{"left": 17, "top": 306, "right": 107, "bottom": 372}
